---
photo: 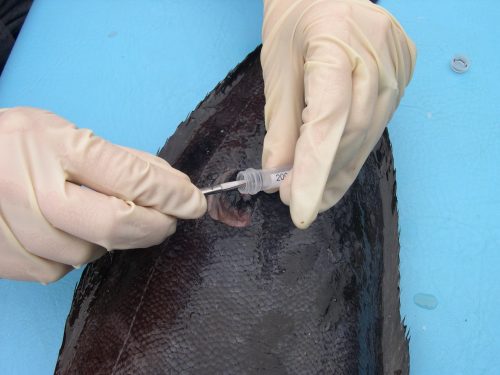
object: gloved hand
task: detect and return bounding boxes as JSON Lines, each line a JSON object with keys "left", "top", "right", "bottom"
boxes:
{"left": 0, "top": 107, "right": 206, "bottom": 283}
{"left": 261, "top": 0, "right": 416, "bottom": 228}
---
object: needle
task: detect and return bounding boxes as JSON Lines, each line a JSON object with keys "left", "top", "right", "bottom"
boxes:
{"left": 200, "top": 180, "right": 247, "bottom": 196}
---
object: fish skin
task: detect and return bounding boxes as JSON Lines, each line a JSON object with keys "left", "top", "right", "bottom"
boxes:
{"left": 55, "top": 46, "right": 408, "bottom": 375}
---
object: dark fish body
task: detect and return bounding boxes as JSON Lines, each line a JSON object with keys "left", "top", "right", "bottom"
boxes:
{"left": 55, "top": 47, "right": 408, "bottom": 374}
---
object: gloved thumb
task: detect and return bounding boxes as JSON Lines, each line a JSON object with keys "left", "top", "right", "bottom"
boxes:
{"left": 261, "top": 55, "right": 304, "bottom": 186}
{"left": 283, "top": 43, "right": 354, "bottom": 229}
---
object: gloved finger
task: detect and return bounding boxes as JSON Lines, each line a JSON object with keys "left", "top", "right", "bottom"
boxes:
{"left": 0, "top": 225, "right": 72, "bottom": 284}
{"left": 317, "top": 56, "right": 379, "bottom": 211}
{"left": 39, "top": 182, "right": 177, "bottom": 251}
{"left": 261, "top": 55, "right": 304, "bottom": 173}
{"left": 391, "top": 21, "right": 415, "bottom": 88}
{"left": 117, "top": 145, "right": 186, "bottom": 178}
{"left": 319, "top": 57, "right": 402, "bottom": 213}
{"left": 363, "top": 5, "right": 416, "bottom": 86}
{"left": 282, "top": 39, "right": 353, "bottom": 229}
{"left": 6, "top": 206, "right": 106, "bottom": 267}
{"left": 63, "top": 132, "right": 207, "bottom": 219}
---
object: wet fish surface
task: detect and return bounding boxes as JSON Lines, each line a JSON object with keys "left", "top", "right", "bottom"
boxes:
{"left": 55, "top": 47, "right": 409, "bottom": 375}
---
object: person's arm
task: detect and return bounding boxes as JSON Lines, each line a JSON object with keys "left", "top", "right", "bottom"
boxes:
{"left": 0, "top": 107, "right": 206, "bottom": 283}
{"left": 261, "top": 0, "right": 416, "bottom": 228}
{"left": 0, "top": 0, "right": 33, "bottom": 73}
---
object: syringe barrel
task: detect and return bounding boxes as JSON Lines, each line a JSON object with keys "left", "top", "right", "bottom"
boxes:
{"left": 236, "top": 167, "right": 290, "bottom": 195}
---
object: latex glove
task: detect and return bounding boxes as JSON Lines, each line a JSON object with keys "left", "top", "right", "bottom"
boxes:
{"left": 261, "top": 0, "right": 416, "bottom": 228}
{"left": 0, "top": 107, "right": 206, "bottom": 283}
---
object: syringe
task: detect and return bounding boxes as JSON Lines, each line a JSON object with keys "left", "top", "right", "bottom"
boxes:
{"left": 200, "top": 167, "right": 291, "bottom": 196}
{"left": 236, "top": 167, "right": 291, "bottom": 195}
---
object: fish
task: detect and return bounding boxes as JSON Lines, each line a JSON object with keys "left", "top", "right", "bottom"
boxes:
{"left": 55, "top": 46, "right": 409, "bottom": 375}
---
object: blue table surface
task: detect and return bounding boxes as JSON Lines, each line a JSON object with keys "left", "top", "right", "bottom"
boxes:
{"left": 0, "top": 1, "right": 499, "bottom": 374}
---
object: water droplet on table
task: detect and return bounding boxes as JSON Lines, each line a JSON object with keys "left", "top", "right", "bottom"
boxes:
{"left": 413, "top": 293, "right": 438, "bottom": 310}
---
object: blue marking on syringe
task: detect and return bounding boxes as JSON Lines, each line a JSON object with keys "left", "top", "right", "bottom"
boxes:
{"left": 236, "top": 167, "right": 291, "bottom": 195}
